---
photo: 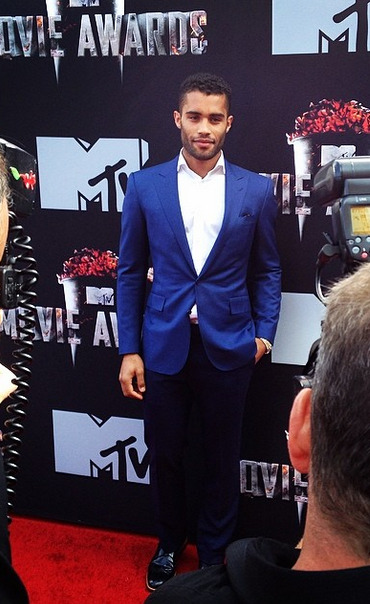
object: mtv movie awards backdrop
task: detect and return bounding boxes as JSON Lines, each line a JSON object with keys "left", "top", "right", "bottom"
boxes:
{"left": 0, "top": 0, "right": 369, "bottom": 543}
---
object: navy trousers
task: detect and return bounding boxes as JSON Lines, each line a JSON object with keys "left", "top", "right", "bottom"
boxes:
{"left": 143, "top": 325, "right": 254, "bottom": 564}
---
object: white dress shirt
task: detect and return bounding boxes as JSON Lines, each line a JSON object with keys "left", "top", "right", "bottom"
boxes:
{"left": 177, "top": 150, "right": 226, "bottom": 320}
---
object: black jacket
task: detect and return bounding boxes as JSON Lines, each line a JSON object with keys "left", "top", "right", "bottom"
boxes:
{"left": 145, "top": 537, "right": 370, "bottom": 603}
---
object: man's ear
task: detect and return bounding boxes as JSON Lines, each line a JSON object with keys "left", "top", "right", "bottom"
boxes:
{"left": 226, "top": 115, "right": 233, "bottom": 133}
{"left": 173, "top": 110, "right": 181, "bottom": 130}
{"left": 288, "top": 388, "right": 311, "bottom": 474}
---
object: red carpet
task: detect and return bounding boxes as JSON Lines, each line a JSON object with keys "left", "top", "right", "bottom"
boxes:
{"left": 9, "top": 516, "right": 199, "bottom": 603}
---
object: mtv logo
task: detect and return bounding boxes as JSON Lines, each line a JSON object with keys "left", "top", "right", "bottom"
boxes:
{"left": 69, "top": 1, "right": 101, "bottom": 6}
{"left": 321, "top": 144, "right": 356, "bottom": 165}
{"left": 59, "top": 1, "right": 125, "bottom": 11}
{"left": 85, "top": 286, "right": 115, "bottom": 305}
{"left": 68, "top": 0, "right": 125, "bottom": 15}
{"left": 37, "top": 137, "right": 149, "bottom": 212}
{"left": 272, "top": 0, "right": 360, "bottom": 55}
{"left": 68, "top": 0, "right": 125, "bottom": 10}
{"left": 52, "top": 410, "right": 149, "bottom": 484}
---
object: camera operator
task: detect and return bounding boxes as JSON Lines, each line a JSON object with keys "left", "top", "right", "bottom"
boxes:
{"left": 146, "top": 263, "right": 370, "bottom": 603}
{"left": 0, "top": 151, "right": 29, "bottom": 602}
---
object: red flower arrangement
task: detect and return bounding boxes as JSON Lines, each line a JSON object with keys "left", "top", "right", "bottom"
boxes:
{"left": 57, "top": 248, "right": 118, "bottom": 282}
{"left": 287, "top": 99, "right": 370, "bottom": 143}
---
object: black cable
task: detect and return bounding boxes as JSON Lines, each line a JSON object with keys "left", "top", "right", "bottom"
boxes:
{"left": 1, "top": 211, "right": 38, "bottom": 518}
{"left": 315, "top": 242, "right": 340, "bottom": 304}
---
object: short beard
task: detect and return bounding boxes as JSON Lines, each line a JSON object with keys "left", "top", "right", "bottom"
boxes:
{"left": 182, "top": 138, "right": 223, "bottom": 162}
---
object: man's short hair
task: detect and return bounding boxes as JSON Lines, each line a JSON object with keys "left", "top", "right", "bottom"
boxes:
{"left": 311, "top": 263, "right": 370, "bottom": 558}
{"left": 178, "top": 73, "right": 232, "bottom": 114}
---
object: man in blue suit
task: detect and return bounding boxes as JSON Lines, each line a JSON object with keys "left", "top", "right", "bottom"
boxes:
{"left": 117, "top": 73, "right": 281, "bottom": 591}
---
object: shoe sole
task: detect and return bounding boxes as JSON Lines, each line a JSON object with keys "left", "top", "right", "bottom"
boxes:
{"left": 145, "top": 571, "right": 177, "bottom": 592}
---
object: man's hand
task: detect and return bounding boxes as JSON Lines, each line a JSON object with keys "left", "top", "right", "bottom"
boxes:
{"left": 255, "top": 338, "right": 266, "bottom": 364}
{"left": 119, "top": 353, "right": 146, "bottom": 400}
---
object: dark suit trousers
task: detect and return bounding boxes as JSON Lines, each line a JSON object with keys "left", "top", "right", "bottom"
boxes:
{"left": 143, "top": 325, "right": 254, "bottom": 564}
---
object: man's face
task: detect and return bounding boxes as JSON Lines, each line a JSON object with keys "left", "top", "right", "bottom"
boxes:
{"left": 173, "top": 90, "right": 233, "bottom": 164}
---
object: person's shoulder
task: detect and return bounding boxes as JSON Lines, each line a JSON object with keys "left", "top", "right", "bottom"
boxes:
{"left": 225, "top": 160, "right": 272, "bottom": 187}
{"left": 0, "top": 551, "right": 29, "bottom": 603}
{"left": 144, "top": 565, "right": 240, "bottom": 604}
{"left": 131, "top": 156, "right": 178, "bottom": 180}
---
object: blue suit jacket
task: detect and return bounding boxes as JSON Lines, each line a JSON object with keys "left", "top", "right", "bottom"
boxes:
{"left": 117, "top": 156, "right": 281, "bottom": 374}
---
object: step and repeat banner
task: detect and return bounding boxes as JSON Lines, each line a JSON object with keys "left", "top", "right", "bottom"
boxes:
{"left": 0, "top": 1, "right": 369, "bottom": 543}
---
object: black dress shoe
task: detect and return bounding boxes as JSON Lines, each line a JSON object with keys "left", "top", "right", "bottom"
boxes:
{"left": 146, "top": 542, "right": 186, "bottom": 591}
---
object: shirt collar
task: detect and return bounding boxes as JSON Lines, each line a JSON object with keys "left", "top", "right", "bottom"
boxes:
{"left": 177, "top": 149, "right": 226, "bottom": 177}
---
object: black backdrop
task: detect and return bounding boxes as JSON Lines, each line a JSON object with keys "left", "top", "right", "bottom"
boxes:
{"left": 0, "top": 1, "right": 368, "bottom": 545}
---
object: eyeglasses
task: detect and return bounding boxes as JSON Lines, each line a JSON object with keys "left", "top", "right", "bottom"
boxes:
{"left": 292, "top": 374, "right": 313, "bottom": 397}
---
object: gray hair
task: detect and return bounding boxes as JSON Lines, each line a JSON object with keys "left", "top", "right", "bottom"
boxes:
{"left": 0, "top": 152, "right": 10, "bottom": 203}
{"left": 311, "top": 263, "right": 370, "bottom": 558}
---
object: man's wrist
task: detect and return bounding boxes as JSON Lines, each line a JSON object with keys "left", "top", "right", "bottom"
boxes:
{"left": 257, "top": 337, "right": 272, "bottom": 354}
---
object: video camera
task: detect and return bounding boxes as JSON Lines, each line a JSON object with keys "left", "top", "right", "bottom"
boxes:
{"left": 0, "top": 138, "right": 37, "bottom": 514}
{"left": 0, "top": 139, "right": 37, "bottom": 308}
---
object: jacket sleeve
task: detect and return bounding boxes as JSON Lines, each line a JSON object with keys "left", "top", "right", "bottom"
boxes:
{"left": 247, "top": 177, "right": 281, "bottom": 344}
{"left": 116, "top": 172, "right": 149, "bottom": 355}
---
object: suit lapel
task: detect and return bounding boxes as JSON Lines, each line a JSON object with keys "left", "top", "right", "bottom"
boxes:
{"left": 154, "top": 157, "right": 195, "bottom": 272}
{"left": 199, "top": 162, "right": 249, "bottom": 276}
{"left": 152, "top": 158, "right": 250, "bottom": 276}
